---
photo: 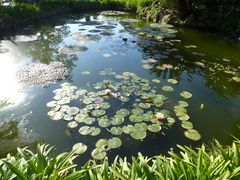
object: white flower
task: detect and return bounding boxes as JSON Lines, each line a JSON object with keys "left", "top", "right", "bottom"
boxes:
{"left": 155, "top": 112, "right": 165, "bottom": 120}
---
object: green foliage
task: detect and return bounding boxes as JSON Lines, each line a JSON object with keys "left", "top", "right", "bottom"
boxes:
{"left": 1, "top": 139, "right": 240, "bottom": 179}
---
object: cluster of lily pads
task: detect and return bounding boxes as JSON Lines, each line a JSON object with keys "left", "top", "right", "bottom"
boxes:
{"left": 46, "top": 69, "right": 200, "bottom": 159}
{"left": 136, "top": 23, "right": 178, "bottom": 41}
{"left": 100, "top": 11, "right": 128, "bottom": 16}
{"left": 142, "top": 58, "right": 174, "bottom": 71}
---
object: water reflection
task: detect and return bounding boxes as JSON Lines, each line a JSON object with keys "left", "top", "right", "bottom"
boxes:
{"left": 0, "top": 41, "right": 27, "bottom": 107}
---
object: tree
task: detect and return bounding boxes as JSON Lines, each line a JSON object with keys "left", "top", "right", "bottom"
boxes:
{"left": 176, "top": 0, "right": 189, "bottom": 20}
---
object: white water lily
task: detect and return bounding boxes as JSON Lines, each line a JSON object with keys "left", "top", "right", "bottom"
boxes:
{"left": 155, "top": 112, "right": 165, "bottom": 120}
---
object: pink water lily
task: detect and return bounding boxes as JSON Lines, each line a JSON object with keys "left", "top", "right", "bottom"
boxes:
{"left": 155, "top": 112, "right": 165, "bottom": 120}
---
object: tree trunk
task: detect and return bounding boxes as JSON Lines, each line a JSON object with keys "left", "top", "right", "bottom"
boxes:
{"left": 176, "top": 0, "right": 189, "bottom": 20}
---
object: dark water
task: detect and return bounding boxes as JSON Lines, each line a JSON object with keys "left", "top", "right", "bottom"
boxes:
{"left": 0, "top": 13, "right": 240, "bottom": 165}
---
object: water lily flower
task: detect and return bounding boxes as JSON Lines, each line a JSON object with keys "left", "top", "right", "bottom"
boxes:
{"left": 105, "top": 89, "right": 111, "bottom": 94}
{"left": 155, "top": 112, "right": 165, "bottom": 120}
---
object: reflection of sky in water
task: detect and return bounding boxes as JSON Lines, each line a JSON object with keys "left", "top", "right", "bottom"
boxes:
{"left": 0, "top": 41, "right": 28, "bottom": 106}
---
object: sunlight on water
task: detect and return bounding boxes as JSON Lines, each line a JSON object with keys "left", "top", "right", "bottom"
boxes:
{"left": 0, "top": 41, "right": 26, "bottom": 107}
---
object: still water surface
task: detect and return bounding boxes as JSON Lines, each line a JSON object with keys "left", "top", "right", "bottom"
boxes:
{"left": 0, "top": 13, "right": 240, "bottom": 164}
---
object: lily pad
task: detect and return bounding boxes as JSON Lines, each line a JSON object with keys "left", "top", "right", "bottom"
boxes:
{"left": 139, "top": 103, "right": 151, "bottom": 109}
{"left": 178, "top": 101, "right": 189, "bottom": 108}
{"left": 167, "top": 79, "right": 178, "bottom": 84}
{"left": 134, "top": 122, "right": 148, "bottom": 131}
{"left": 116, "top": 109, "right": 130, "bottom": 117}
{"left": 101, "top": 102, "right": 111, "bottom": 109}
{"left": 67, "top": 107, "right": 80, "bottom": 115}
{"left": 167, "top": 117, "right": 175, "bottom": 124}
{"left": 90, "top": 128, "right": 101, "bottom": 136}
{"left": 79, "top": 126, "right": 94, "bottom": 135}
{"left": 122, "top": 125, "right": 135, "bottom": 134}
{"left": 184, "top": 129, "right": 201, "bottom": 141}
{"left": 119, "top": 96, "right": 129, "bottom": 102}
{"left": 67, "top": 121, "right": 78, "bottom": 129}
{"left": 148, "top": 124, "right": 161, "bottom": 132}
{"left": 110, "top": 127, "right": 123, "bottom": 135}
{"left": 107, "top": 137, "right": 122, "bottom": 149}
{"left": 63, "top": 114, "right": 73, "bottom": 121}
{"left": 98, "top": 117, "right": 111, "bottom": 127}
{"left": 111, "top": 115, "right": 124, "bottom": 125}
{"left": 92, "top": 109, "right": 105, "bottom": 117}
{"left": 152, "top": 79, "right": 160, "bottom": 83}
{"left": 232, "top": 77, "right": 240, "bottom": 83}
{"left": 181, "top": 121, "right": 193, "bottom": 129}
{"left": 46, "top": 101, "right": 57, "bottom": 108}
{"left": 96, "top": 139, "right": 108, "bottom": 148}
{"left": 129, "top": 114, "right": 143, "bottom": 123}
{"left": 91, "top": 148, "right": 106, "bottom": 160}
{"left": 178, "top": 114, "right": 190, "bottom": 121}
{"left": 180, "top": 91, "right": 192, "bottom": 99}
{"left": 75, "top": 113, "right": 89, "bottom": 123}
{"left": 130, "top": 130, "right": 146, "bottom": 140}
{"left": 84, "top": 117, "right": 96, "bottom": 125}
{"left": 72, "top": 143, "right": 87, "bottom": 154}
{"left": 162, "top": 86, "right": 174, "bottom": 92}
{"left": 131, "top": 108, "right": 144, "bottom": 115}
{"left": 50, "top": 112, "right": 63, "bottom": 121}
{"left": 57, "top": 97, "right": 70, "bottom": 105}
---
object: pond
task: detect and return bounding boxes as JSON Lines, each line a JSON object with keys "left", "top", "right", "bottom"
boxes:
{"left": 0, "top": 12, "right": 240, "bottom": 164}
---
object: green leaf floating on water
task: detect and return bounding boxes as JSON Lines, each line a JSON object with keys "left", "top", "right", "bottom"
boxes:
{"left": 110, "top": 127, "right": 123, "bottom": 135}
{"left": 98, "top": 117, "right": 111, "bottom": 127}
{"left": 181, "top": 121, "right": 193, "bottom": 130}
{"left": 178, "top": 114, "right": 190, "bottom": 121}
{"left": 122, "top": 125, "right": 135, "bottom": 134}
{"left": 111, "top": 115, "right": 124, "bottom": 125}
{"left": 78, "top": 126, "right": 94, "bottom": 135}
{"left": 184, "top": 129, "right": 201, "bottom": 141}
{"left": 180, "top": 91, "right": 192, "bottom": 99}
{"left": 148, "top": 124, "right": 161, "bottom": 133}
{"left": 90, "top": 128, "right": 101, "bottom": 136}
{"left": 116, "top": 109, "right": 130, "bottom": 117}
{"left": 107, "top": 137, "right": 122, "bottom": 149}
{"left": 167, "top": 117, "right": 175, "bottom": 124}
{"left": 139, "top": 103, "right": 151, "bottom": 109}
{"left": 92, "top": 109, "right": 106, "bottom": 117}
{"left": 83, "top": 117, "right": 96, "bottom": 125}
{"left": 72, "top": 143, "right": 87, "bottom": 154}
{"left": 167, "top": 79, "right": 178, "bottom": 84}
{"left": 131, "top": 108, "right": 144, "bottom": 115}
{"left": 129, "top": 114, "right": 143, "bottom": 123}
{"left": 178, "top": 101, "right": 189, "bottom": 108}
{"left": 46, "top": 101, "right": 57, "bottom": 108}
{"left": 67, "top": 121, "right": 78, "bottom": 129}
{"left": 232, "top": 77, "right": 240, "bottom": 83}
{"left": 134, "top": 122, "right": 148, "bottom": 132}
{"left": 130, "top": 130, "right": 146, "bottom": 140}
{"left": 96, "top": 139, "right": 108, "bottom": 148}
{"left": 162, "top": 86, "right": 174, "bottom": 92}
{"left": 91, "top": 147, "right": 106, "bottom": 160}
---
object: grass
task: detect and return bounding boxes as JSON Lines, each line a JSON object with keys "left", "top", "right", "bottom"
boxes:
{"left": 1, "top": 139, "right": 240, "bottom": 179}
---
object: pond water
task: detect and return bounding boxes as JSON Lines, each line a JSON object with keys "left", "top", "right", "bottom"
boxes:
{"left": 0, "top": 12, "right": 240, "bottom": 164}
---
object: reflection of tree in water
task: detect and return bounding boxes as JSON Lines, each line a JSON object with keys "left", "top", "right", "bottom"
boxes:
{"left": 137, "top": 35, "right": 240, "bottom": 97}
{"left": 17, "top": 25, "right": 77, "bottom": 73}
{"left": 0, "top": 121, "right": 38, "bottom": 157}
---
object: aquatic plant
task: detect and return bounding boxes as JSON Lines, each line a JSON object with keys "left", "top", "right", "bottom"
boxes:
{"left": 1, "top": 139, "right": 240, "bottom": 179}
{"left": 46, "top": 69, "right": 201, "bottom": 160}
